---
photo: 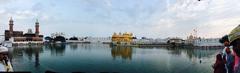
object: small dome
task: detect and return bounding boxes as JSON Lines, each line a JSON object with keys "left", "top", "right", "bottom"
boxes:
{"left": 27, "top": 29, "right": 33, "bottom": 33}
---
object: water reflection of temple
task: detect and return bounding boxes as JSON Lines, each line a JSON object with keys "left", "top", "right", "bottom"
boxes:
{"left": 44, "top": 44, "right": 66, "bottom": 56}
{"left": 10, "top": 46, "right": 43, "bottom": 67}
{"left": 110, "top": 46, "right": 133, "bottom": 60}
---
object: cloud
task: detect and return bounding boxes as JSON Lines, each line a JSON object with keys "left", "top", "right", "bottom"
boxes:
{"left": 31, "top": 2, "right": 44, "bottom": 11}
{"left": 198, "top": 17, "right": 240, "bottom": 38}
{"left": 0, "top": 0, "right": 240, "bottom": 38}
{"left": 0, "top": 9, "right": 6, "bottom": 14}
{"left": 14, "top": 10, "right": 38, "bottom": 19}
{"left": 144, "top": 0, "right": 240, "bottom": 38}
{"left": 0, "top": 0, "right": 12, "bottom": 4}
{"left": 153, "top": 19, "right": 176, "bottom": 30}
{"left": 166, "top": 0, "right": 211, "bottom": 20}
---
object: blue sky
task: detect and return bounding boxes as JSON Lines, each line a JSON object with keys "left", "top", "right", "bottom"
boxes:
{"left": 0, "top": 0, "right": 239, "bottom": 39}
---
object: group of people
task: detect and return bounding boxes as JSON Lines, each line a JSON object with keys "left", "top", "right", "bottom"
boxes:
{"left": 213, "top": 25, "right": 240, "bottom": 73}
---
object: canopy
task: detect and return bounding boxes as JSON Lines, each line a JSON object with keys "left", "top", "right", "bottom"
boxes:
{"left": 229, "top": 25, "right": 240, "bottom": 43}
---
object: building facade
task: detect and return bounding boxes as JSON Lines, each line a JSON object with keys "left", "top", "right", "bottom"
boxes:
{"left": 111, "top": 32, "right": 133, "bottom": 45}
{"left": 4, "top": 18, "right": 43, "bottom": 42}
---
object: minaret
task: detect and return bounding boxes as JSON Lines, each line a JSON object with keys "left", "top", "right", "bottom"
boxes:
{"left": 9, "top": 17, "right": 14, "bottom": 37}
{"left": 35, "top": 19, "right": 39, "bottom": 37}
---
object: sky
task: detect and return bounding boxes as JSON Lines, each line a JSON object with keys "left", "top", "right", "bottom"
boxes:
{"left": 0, "top": 0, "right": 239, "bottom": 39}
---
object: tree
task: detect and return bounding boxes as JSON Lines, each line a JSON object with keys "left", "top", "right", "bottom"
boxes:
{"left": 45, "top": 36, "right": 53, "bottom": 42}
{"left": 69, "top": 37, "right": 78, "bottom": 40}
{"left": 54, "top": 36, "right": 66, "bottom": 43}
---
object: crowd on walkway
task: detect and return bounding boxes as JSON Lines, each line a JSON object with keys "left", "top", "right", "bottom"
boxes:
{"left": 213, "top": 25, "right": 240, "bottom": 73}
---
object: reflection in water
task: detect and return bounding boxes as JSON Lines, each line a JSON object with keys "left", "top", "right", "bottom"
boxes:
{"left": 69, "top": 43, "right": 78, "bottom": 50}
{"left": 35, "top": 47, "right": 40, "bottom": 67}
{"left": 12, "top": 46, "right": 43, "bottom": 68}
{"left": 166, "top": 47, "right": 219, "bottom": 59}
{"left": 110, "top": 46, "right": 132, "bottom": 60}
{"left": 109, "top": 45, "right": 221, "bottom": 65}
{"left": 9, "top": 44, "right": 221, "bottom": 73}
{"left": 165, "top": 46, "right": 221, "bottom": 64}
{"left": 109, "top": 46, "right": 220, "bottom": 62}
{"left": 44, "top": 44, "right": 66, "bottom": 56}
{"left": 10, "top": 44, "right": 68, "bottom": 72}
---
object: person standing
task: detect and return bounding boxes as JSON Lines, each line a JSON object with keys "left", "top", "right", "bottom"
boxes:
{"left": 224, "top": 48, "right": 235, "bottom": 73}
{"left": 220, "top": 35, "right": 234, "bottom": 73}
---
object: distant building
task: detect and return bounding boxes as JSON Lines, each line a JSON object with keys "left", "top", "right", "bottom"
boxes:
{"left": 168, "top": 38, "right": 185, "bottom": 44}
{"left": 193, "top": 38, "right": 222, "bottom": 47}
{"left": 82, "top": 37, "right": 111, "bottom": 43}
{"left": 186, "top": 34, "right": 196, "bottom": 44}
{"left": 65, "top": 36, "right": 111, "bottom": 44}
{"left": 4, "top": 18, "right": 43, "bottom": 42}
{"left": 111, "top": 32, "right": 133, "bottom": 45}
